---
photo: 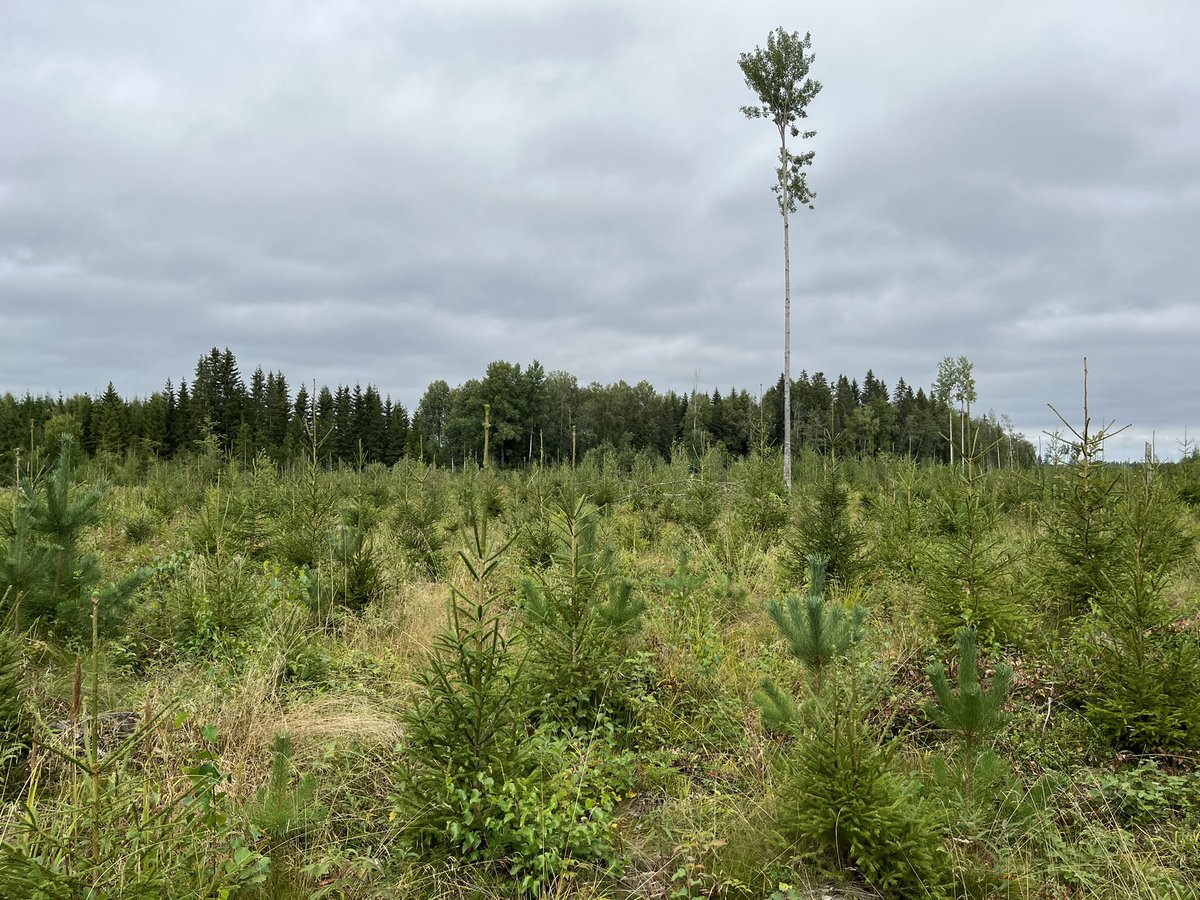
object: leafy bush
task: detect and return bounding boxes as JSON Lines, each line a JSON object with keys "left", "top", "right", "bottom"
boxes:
{"left": 1089, "top": 761, "right": 1200, "bottom": 826}
{"left": 400, "top": 722, "right": 634, "bottom": 894}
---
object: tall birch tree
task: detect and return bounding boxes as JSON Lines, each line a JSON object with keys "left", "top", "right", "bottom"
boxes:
{"left": 739, "top": 28, "right": 822, "bottom": 491}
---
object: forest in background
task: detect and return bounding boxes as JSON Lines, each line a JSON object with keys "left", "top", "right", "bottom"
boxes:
{"left": 0, "top": 347, "right": 1037, "bottom": 476}
{"left": 0, "top": 419, "right": 1197, "bottom": 898}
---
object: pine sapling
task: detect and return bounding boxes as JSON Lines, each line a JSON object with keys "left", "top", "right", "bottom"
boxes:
{"left": 925, "top": 627, "right": 1011, "bottom": 803}
{"left": 757, "top": 555, "right": 866, "bottom": 728}
{"left": 246, "top": 733, "right": 326, "bottom": 845}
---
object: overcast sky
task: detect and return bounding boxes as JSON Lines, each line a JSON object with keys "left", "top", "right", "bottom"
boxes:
{"left": 2, "top": 1, "right": 1197, "bottom": 459}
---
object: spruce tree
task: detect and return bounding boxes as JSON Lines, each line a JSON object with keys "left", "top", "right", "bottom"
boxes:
{"left": 518, "top": 495, "right": 645, "bottom": 721}
{"left": 1040, "top": 360, "right": 1127, "bottom": 625}
{"left": 783, "top": 459, "right": 864, "bottom": 589}
{"left": 1082, "top": 466, "right": 1200, "bottom": 752}
{"left": 396, "top": 516, "right": 524, "bottom": 846}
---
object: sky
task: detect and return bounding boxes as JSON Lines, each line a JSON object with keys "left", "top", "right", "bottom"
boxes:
{"left": 2, "top": 0, "right": 1197, "bottom": 460}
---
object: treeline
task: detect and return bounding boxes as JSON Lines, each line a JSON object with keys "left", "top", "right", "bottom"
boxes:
{"left": 0, "top": 347, "right": 1036, "bottom": 473}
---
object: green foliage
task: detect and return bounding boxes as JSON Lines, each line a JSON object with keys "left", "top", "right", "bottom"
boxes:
{"left": 395, "top": 516, "right": 524, "bottom": 842}
{"left": 0, "top": 720, "right": 269, "bottom": 898}
{"left": 121, "top": 504, "right": 157, "bottom": 545}
{"left": 925, "top": 627, "right": 1012, "bottom": 762}
{"left": 391, "top": 460, "right": 452, "bottom": 579}
{"left": 872, "top": 457, "right": 933, "bottom": 577}
{"left": 395, "top": 519, "right": 637, "bottom": 893}
{"left": 274, "top": 457, "right": 337, "bottom": 570}
{"left": 186, "top": 480, "right": 257, "bottom": 557}
{"left": 0, "top": 627, "right": 27, "bottom": 785}
{"left": 504, "top": 468, "right": 560, "bottom": 569}
{"left": 756, "top": 676, "right": 800, "bottom": 734}
{"left": 1080, "top": 467, "right": 1200, "bottom": 752}
{"left": 0, "top": 502, "right": 52, "bottom": 632}
{"left": 730, "top": 451, "right": 789, "bottom": 545}
{"left": 246, "top": 732, "right": 327, "bottom": 845}
{"left": 162, "top": 550, "right": 270, "bottom": 656}
{"left": 777, "top": 681, "right": 951, "bottom": 899}
{"left": 922, "top": 445, "right": 1021, "bottom": 643}
{"left": 758, "top": 555, "right": 866, "bottom": 714}
{"left": 782, "top": 461, "right": 865, "bottom": 589}
{"left": 1089, "top": 761, "right": 1200, "bottom": 826}
{"left": 397, "top": 723, "right": 634, "bottom": 895}
{"left": 1040, "top": 390, "right": 1127, "bottom": 624}
{"left": 738, "top": 27, "right": 821, "bottom": 215}
{"left": 518, "top": 495, "right": 646, "bottom": 722}
{"left": 925, "top": 626, "right": 1013, "bottom": 825}
{"left": 327, "top": 508, "right": 385, "bottom": 612}
{"left": 2, "top": 435, "right": 147, "bottom": 639}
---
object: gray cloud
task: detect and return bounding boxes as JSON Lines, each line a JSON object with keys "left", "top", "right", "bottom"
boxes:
{"left": 2, "top": 0, "right": 1197, "bottom": 459}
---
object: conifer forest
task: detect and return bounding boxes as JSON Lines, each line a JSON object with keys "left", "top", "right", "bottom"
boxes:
{"left": 1, "top": 347, "right": 1198, "bottom": 899}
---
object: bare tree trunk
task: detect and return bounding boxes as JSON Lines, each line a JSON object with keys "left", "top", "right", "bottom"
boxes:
{"left": 948, "top": 408, "right": 954, "bottom": 467}
{"left": 781, "top": 130, "right": 793, "bottom": 492}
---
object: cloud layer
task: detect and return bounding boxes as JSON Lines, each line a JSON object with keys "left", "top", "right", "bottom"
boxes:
{"left": 2, "top": 0, "right": 1197, "bottom": 458}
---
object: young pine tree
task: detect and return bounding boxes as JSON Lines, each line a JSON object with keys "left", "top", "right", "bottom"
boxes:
{"left": 246, "top": 733, "right": 326, "bottom": 845}
{"left": 925, "top": 627, "right": 1012, "bottom": 764}
{"left": 757, "top": 554, "right": 866, "bottom": 729}
{"left": 925, "top": 626, "right": 1012, "bottom": 811}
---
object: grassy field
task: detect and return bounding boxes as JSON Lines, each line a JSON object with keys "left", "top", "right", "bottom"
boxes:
{"left": 1, "top": 439, "right": 1199, "bottom": 898}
